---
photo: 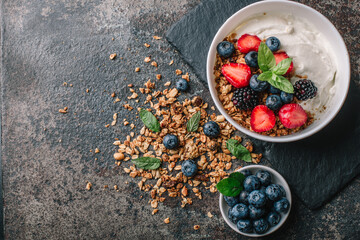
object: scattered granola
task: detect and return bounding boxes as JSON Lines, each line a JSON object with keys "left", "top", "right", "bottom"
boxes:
{"left": 164, "top": 218, "right": 170, "bottom": 224}
{"left": 59, "top": 107, "right": 68, "bottom": 114}
{"left": 144, "top": 57, "right": 151, "bottom": 63}
{"left": 135, "top": 67, "right": 140, "bottom": 72}
{"left": 169, "top": 60, "right": 174, "bottom": 66}
{"left": 144, "top": 43, "right": 150, "bottom": 48}
{"left": 95, "top": 148, "right": 100, "bottom": 153}
{"left": 153, "top": 36, "right": 162, "bottom": 40}
{"left": 175, "top": 69, "right": 182, "bottom": 75}
{"left": 86, "top": 182, "right": 92, "bottom": 190}
{"left": 109, "top": 53, "right": 117, "bottom": 60}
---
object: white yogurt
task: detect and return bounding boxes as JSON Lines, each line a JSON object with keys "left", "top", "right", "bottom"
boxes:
{"left": 232, "top": 13, "right": 337, "bottom": 113}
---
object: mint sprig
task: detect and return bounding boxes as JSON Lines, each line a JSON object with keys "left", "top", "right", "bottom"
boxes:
{"left": 257, "top": 42, "right": 294, "bottom": 93}
{"left": 216, "top": 172, "right": 245, "bottom": 197}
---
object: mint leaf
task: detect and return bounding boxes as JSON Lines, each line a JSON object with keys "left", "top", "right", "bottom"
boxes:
{"left": 132, "top": 157, "right": 161, "bottom": 170}
{"left": 258, "top": 71, "right": 273, "bottom": 82}
{"left": 187, "top": 111, "right": 201, "bottom": 132}
{"left": 268, "top": 75, "right": 294, "bottom": 93}
{"left": 216, "top": 172, "right": 245, "bottom": 196}
{"left": 139, "top": 109, "right": 160, "bottom": 132}
{"left": 258, "top": 42, "right": 276, "bottom": 72}
{"left": 226, "top": 139, "right": 251, "bottom": 162}
{"left": 216, "top": 177, "right": 244, "bottom": 197}
{"left": 271, "top": 58, "right": 293, "bottom": 75}
{"left": 229, "top": 172, "right": 246, "bottom": 183}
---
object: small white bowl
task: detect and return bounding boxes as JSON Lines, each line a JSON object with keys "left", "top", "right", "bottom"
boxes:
{"left": 219, "top": 165, "right": 292, "bottom": 237}
{"left": 207, "top": 0, "right": 350, "bottom": 142}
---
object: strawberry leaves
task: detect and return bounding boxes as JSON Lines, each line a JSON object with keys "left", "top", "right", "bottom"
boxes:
{"left": 257, "top": 42, "right": 294, "bottom": 93}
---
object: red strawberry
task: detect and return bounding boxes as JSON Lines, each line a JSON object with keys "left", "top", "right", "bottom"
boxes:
{"left": 273, "top": 52, "right": 294, "bottom": 75}
{"left": 250, "top": 105, "right": 276, "bottom": 132}
{"left": 279, "top": 103, "right": 308, "bottom": 129}
{"left": 222, "top": 63, "right": 251, "bottom": 88}
{"left": 237, "top": 34, "right": 261, "bottom": 53}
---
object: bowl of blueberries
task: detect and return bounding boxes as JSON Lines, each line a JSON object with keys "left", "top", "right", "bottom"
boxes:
{"left": 219, "top": 165, "right": 291, "bottom": 237}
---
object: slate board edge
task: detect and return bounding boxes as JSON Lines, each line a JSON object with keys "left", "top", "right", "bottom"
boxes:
{"left": 0, "top": 0, "right": 5, "bottom": 237}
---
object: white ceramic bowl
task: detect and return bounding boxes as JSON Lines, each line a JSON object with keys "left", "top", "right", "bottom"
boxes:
{"left": 219, "top": 165, "right": 292, "bottom": 237}
{"left": 207, "top": 0, "right": 350, "bottom": 142}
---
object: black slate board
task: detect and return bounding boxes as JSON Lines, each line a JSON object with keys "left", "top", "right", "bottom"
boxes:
{"left": 166, "top": 0, "right": 360, "bottom": 209}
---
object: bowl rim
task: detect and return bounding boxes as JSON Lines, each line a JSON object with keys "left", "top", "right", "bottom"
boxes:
{"left": 219, "top": 165, "right": 292, "bottom": 237}
{"left": 206, "top": 0, "right": 351, "bottom": 143}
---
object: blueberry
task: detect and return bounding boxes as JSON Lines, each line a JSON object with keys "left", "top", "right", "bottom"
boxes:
{"left": 248, "top": 205, "right": 266, "bottom": 219}
{"left": 248, "top": 190, "right": 267, "bottom": 208}
{"left": 255, "top": 170, "right": 272, "bottom": 186}
{"left": 228, "top": 203, "right": 249, "bottom": 223}
{"left": 245, "top": 51, "right": 258, "bottom": 68}
{"left": 176, "top": 79, "right": 189, "bottom": 92}
{"left": 259, "top": 186, "right": 267, "bottom": 195}
{"left": 240, "top": 169, "right": 252, "bottom": 177}
{"left": 237, "top": 219, "right": 253, "bottom": 233}
{"left": 181, "top": 160, "right": 197, "bottom": 177}
{"left": 269, "top": 85, "right": 281, "bottom": 94}
{"left": 266, "top": 36, "right": 281, "bottom": 52}
{"left": 217, "top": 41, "right": 235, "bottom": 58}
{"left": 253, "top": 218, "right": 269, "bottom": 234}
{"left": 249, "top": 74, "right": 269, "bottom": 92}
{"left": 266, "top": 95, "right": 282, "bottom": 110}
{"left": 267, "top": 211, "right": 281, "bottom": 227}
{"left": 224, "top": 195, "right": 240, "bottom": 208}
{"left": 243, "top": 175, "right": 261, "bottom": 192}
{"left": 203, "top": 121, "right": 220, "bottom": 137}
{"left": 274, "top": 198, "right": 290, "bottom": 213}
{"left": 239, "top": 191, "right": 249, "bottom": 205}
{"left": 163, "top": 134, "right": 179, "bottom": 149}
{"left": 280, "top": 91, "right": 294, "bottom": 104}
{"left": 265, "top": 184, "right": 284, "bottom": 201}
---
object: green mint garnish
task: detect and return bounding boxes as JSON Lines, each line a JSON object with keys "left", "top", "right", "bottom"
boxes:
{"left": 139, "top": 108, "right": 160, "bottom": 132}
{"left": 216, "top": 172, "right": 246, "bottom": 197}
{"left": 131, "top": 157, "right": 161, "bottom": 170}
{"left": 226, "top": 139, "right": 252, "bottom": 162}
{"left": 257, "top": 42, "right": 294, "bottom": 93}
{"left": 187, "top": 111, "right": 201, "bottom": 132}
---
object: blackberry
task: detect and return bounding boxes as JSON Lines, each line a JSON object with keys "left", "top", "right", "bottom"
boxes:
{"left": 294, "top": 79, "right": 317, "bottom": 101}
{"left": 232, "top": 87, "right": 258, "bottom": 110}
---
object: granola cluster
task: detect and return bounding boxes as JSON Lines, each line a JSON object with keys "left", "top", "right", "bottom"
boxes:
{"left": 214, "top": 35, "right": 314, "bottom": 137}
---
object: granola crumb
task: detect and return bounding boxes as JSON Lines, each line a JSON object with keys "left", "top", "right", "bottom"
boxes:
{"left": 109, "top": 53, "right": 117, "bottom": 60}
{"left": 111, "top": 92, "right": 116, "bottom": 98}
{"left": 175, "top": 69, "right": 182, "bottom": 75}
{"left": 135, "top": 67, "right": 140, "bottom": 72}
{"left": 169, "top": 60, "right": 174, "bottom": 65}
{"left": 95, "top": 148, "right": 100, "bottom": 153}
{"left": 152, "top": 209, "right": 158, "bottom": 215}
{"left": 104, "top": 185, "right": 108, "bottom": 189}
{"left": 114, "top": 185, "right": 119, "bottom": 190}
{"left": 156, "top": 74, "right": 162, "bottom": 80}
{"left": 151, "top": 61, "right": 158, "bottom": 67}
{"left": 164, "top": 218, "right": 170, "bottom": 224}
{"left": 86, "top": 182, "right": 92, "bottom": 191}
{"left": 105, "top": 124, "right": 110, "bottom": 128}
{"left": 194, "top": 225, "right": 200, "bottom": 230}
{"left": 59, "top": 107, "right": 68, "bottom": 114}
{"left": 153, "top": 35, "right": 162, "bottom": 40}
{"left": 86, "top": 89, "right": 89, "bottom": 93}
{"left": 182, "top": 72, "right": 190, "bottom": 81}
{"left": 207, "top": 212, "right": 213, "bottom": 218}
{"left": 114, "top": 152, "right": 124, "bottom": 160}
{"left": 111, "top": 113, "right": 118, "bottom": 126}
{"left": 144, "top": 56, "right": 151, "bottom": 63}
{"left": 144, "top": 43, "right": 150, "bottom": 48}
{"left": 164, "top": 81, "right": 171, "bottom": 87}
{"left": 128, "top": 84, "right": 134, "bottom": 88}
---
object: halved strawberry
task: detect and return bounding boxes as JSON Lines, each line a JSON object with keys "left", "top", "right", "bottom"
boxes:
{"left": 279, "top": 103, "right": 308, "bottom": 129}
{"left": 273, "top": 52, "right": 294, "bottom": 75}
{"left": 221, "top": 63, "right": 251, "bottom": 88}
{"left": 237, "top": 34, "right": 261, "bottom": 53}
{"left": 250, "top": 105, "right": 276, "bottom": 132}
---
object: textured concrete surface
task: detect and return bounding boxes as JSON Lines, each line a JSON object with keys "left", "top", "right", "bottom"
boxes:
{"left": 1, "top": 0, "right": 359, "bottom": 239}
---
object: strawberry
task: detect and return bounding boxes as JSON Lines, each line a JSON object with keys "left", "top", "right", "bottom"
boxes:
{"left": 237, "top": 34, "right": 261, "bottom": 53}
{"left": 250, "top": 105, "right": 276, "bottom": 132}
{"left": 279, "top": 103, "right": 308, "bottom": 129}
{"left": 273, "top": 52, "right": 294, "bottom": 75}
{"left": 222, "top": 63, "right": 251, "bottom": 88}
